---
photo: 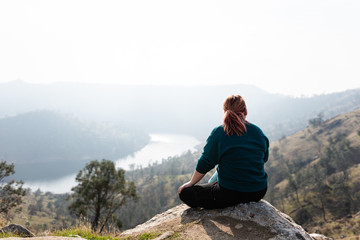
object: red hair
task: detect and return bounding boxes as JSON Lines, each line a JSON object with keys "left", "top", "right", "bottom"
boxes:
{"left": 223, "top": 95, "right": 248, "bottom": 136}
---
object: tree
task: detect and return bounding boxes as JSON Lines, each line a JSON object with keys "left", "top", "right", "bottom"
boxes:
{"left": 69, "top": 159, "right": 137, "bottom": 232}
{"left": 310, "top": 164, "right": 330, "bottom": 222}
{"left": 287, "top": 174, "right": 300, "bottom": 206}
{"left": 308, "top": 112, "right": 324, "bottom": 127}
{"left": 0, "top": 161, "right": 26, "bottom": 218}
{"left": 28, "top": 204, "right": 38, "bottom": 216}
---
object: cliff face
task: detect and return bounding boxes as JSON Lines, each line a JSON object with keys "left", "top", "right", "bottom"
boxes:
{"left": 121, "top": 200, "right": 326, "bottom": 240}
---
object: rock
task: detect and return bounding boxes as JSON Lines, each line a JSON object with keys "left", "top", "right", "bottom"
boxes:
{"left": 309, "top": 233, "right": 334, "bottom": 240}
{"left": 154, "top": 231, "right": 175, "bottom": 240}
{"left": 234, "top": 223, "right": 243, "bottom": 229}
{"left": 120, "top": 200, "right": 324, "bottom": 240}
{"left": 0, "top": 224, "right": 35, "bottom": 237}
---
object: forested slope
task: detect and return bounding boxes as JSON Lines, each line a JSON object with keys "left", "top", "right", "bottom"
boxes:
{"left": 266, "top": 108, "right": 360, "bottom": 238}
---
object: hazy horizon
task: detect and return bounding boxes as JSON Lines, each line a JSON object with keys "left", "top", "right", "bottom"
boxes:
{"left": 1, "top": 1, "right": 360, "bottom": 97}
{"left": 2, "top": 79, "right": 360, "bottom": 98}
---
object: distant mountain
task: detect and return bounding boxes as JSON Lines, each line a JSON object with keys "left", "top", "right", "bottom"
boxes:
{"left": 1, "top": 80, "right": 359, "bottom": 141}
{"left": 0, "top": 110, "right": 150, "bottom": 180}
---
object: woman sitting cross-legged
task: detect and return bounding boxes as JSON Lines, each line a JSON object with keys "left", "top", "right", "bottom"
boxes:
{"left": 177, "top": 94, "right": 269, "bottom": 209}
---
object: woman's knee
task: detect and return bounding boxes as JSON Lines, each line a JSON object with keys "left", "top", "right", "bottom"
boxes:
{"left": 179, "top": 187, "right": 198, "bottom": 208}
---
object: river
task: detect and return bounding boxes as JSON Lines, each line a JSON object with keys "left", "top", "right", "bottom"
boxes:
{"left": 24, "top": 133, "right": 200, "bottom": 194}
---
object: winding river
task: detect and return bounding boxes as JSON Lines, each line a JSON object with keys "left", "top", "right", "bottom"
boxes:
{"left": 25, "top": 133, "right": 200, "bottom": 193}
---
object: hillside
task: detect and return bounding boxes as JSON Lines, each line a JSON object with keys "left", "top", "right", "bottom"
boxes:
{"left": 265, "top": 108, "right": 360, "bottom": 238}
{"left": 0, "top": 111, "right": 150, "bottom": 181}
{"left": 2, "top": 189, "right": 75, "bottom": 233}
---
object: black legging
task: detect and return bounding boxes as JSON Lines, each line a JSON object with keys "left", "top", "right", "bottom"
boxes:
{"left": 179, "top": 181, "right": 267, "bottom": 209}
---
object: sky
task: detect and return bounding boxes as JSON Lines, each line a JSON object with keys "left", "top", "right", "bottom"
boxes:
{"left": 0, "top": 0, "right": 359, "bottom": 96}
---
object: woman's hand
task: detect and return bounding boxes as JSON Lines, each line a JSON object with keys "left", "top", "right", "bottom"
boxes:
{"left": 177, "top": 170, "right": 205, "bottom": 195}
{"left": 177, "top": 181, "right": 194, "bottom": 195}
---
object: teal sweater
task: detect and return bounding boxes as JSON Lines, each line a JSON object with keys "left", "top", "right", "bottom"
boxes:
{"left": 196, "top": 123, "right": 269, "bottom": 192}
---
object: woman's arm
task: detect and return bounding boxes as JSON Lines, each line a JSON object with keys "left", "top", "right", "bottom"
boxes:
{"left": 177, "top": 170, "right": 205, "bottom": 194}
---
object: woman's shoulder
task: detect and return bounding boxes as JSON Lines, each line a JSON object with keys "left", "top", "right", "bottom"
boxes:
{"left": 211, "top": 125, "right": 225, "bottom": 135}
{"left": 246, "top": 122, "right": 266, "bottom": 136}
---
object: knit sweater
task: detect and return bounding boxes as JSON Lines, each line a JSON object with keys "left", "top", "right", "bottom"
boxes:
{"left": 196, "top": 123, "right": 269, "bottom": 192}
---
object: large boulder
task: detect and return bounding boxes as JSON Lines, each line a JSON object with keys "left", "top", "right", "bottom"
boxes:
{"left": 0, "top": 224, "right": 34, "bottom": 237}
{"left": 121, "top": 200, "right": 321, "bottom": 240}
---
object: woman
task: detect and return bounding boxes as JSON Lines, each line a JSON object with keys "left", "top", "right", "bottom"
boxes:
{"left": 177, "top": 95, "right": 269, "bottom": 209}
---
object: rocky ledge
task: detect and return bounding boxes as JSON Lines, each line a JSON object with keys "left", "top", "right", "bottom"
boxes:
{"left": 121, "top": 200, "right": 331, "bottom": 240}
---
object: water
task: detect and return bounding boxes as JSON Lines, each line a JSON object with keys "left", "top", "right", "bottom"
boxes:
{"left": 115, "top": 133, "right": 200, "bottom": 170}
{"left": 25, "top": 133, "right": 200, "bottom": 194}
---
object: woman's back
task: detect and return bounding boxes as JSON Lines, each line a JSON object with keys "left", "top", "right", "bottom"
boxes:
{"left": 196, "top": 123, "right": 269, "bottom": 192}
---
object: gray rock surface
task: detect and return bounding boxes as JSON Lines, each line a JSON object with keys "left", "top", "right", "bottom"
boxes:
{"left": 0, "top": 224, "right": 34, "bottom": 237}
{"left": 121, "top": 200, "right": 317, "bottom": 240}
{"left": 309, "top": 233, "right": 334, "bottom": 240}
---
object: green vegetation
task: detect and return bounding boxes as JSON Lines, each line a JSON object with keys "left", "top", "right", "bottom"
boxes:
{"left": 0, "top": 161, "right": 26, "bottom": 219}
{"left": 54, "top": 225, "right": 121, "bottom": 240}
{"left": 137, "top": 232, "right": 158, "bottom": 240}
{"left": 0, "top": 232, "right": 20, "bottom": 238}
{"left": 54, "top": 224, "right": 160, "bottom": 240}
{"left": 69, "top": 159, "right": 137, "bottom": 232}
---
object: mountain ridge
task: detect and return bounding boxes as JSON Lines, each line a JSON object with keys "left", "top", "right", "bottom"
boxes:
{"left": 1, "top": 80, "right": 359, "bottom": 140}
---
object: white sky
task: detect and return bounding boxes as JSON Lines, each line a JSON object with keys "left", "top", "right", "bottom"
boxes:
{"left": 0, "top": 0, "right": 359, "bottom": 96}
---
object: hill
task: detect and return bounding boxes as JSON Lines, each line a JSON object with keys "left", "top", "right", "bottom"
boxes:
{"left": 266, "top": 108, "right": 360, "bottom": 238}
{"left": 0, "top": 111, "right": 149, "bottom": 181}
{"left": 2, "top": 189, "right": 75, "bottom": 233}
